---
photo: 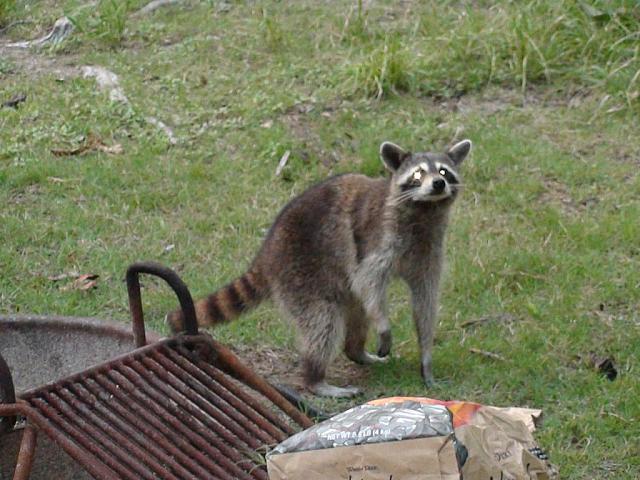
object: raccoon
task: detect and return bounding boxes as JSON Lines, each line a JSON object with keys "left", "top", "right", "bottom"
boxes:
{"left": 167, "top": 140, "right": 471, "bottom": 397}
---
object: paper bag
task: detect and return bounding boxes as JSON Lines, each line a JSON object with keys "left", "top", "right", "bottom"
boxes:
{"left": 455, "top": 407, "right": 555, "bottom": 480}
{"left": 267, "top": 401, "right": 462, "bottom": 480}
{"left": 371, "top": 398, "right": 558, "bottom": 480}
{"left": 267, "top": 436, "right": 460, "bottom": 480}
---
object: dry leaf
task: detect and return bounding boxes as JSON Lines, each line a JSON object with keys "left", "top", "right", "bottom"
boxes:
{"left": 578, "top": 352, "right": 617, "bottom": 381}
{"left": 60, "top": 273, "right": 99, "bottom": 291}
{"left": 2, "top": 94, "right": 27, "bottom": 109}
{"left": 52, "top": 134, "right": 123, "bottom": 157}
{"left": 47, "top": 176, "right": 67, "bottom": 183}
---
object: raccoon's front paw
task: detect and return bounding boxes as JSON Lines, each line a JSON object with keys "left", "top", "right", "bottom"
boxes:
{"left": 422, "top": 373, "right": 435, "bottom": 388}
{"left": 377, "top": 330, "right": 392, "bottom": 357}
{"left": 421, "top": 358, "right": 435, "bottom": 387}
{"left": 308, "top": 382, "right": 361, "bottom": 398}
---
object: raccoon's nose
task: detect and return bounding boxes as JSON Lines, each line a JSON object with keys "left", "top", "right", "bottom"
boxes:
{"left": 432, "top": 178, "right": 446, "bottom": 193}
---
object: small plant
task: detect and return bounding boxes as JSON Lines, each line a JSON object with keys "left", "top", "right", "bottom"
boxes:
{"left": 95, "top": 0, "right": 129, "bottom": 46}
{"left": 348, "top": 35, "right": 412, "bottom": 99}
{"left": 343, "top": 0, "right": 369, "bottom": 43}
{"left": 70, "top": 0, "right": 130, "bottom": 47}
{"left": 259, "top": 7, "right": 286, "bottom": 51}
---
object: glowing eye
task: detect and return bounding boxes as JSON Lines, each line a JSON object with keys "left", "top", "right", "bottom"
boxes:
{"left": 439, "top": 169, "right": 447, "bottom": 176}
{"left": 413, "top": 171, "right": 422, "bottom": 180}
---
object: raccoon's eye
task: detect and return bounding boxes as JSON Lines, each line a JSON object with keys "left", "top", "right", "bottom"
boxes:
{"left": 439, "top": 168, "right": 458, "bottom": 184}
{"left": 408, "top": 170, "right": 422, "bottom": 187}
{"left": 402, "top": 170, "right": 422, "bottom": 190}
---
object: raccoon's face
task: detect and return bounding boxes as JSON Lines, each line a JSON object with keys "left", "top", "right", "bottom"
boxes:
{"left": 380, "top": 140, "right": 471, "bottom": 204}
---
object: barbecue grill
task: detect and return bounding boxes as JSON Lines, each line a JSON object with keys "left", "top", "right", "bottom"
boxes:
{"left": 0, "top": 262, "right": 313, "bottom": 479}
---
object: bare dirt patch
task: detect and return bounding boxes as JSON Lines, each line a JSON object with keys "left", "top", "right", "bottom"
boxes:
{"left": 538, "top": 177, "right": 599, "bottom": 215}
{"left": 282, "top": 100, "right": 353, "bottom": 169}
{"left": 0, "top": 46, "right": 80, "bottom": 79}
{"left": 230, "top": 343, "right": 370, "bottom": 392}
{"left": 283, "top": 102, "right": 331, "bottom": 167}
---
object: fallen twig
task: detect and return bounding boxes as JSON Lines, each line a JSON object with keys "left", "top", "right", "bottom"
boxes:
{"left": 469, "top": 348, "right": 506, "bottom": 362}
{"left": 82, "top": 65, "right": 178, "bottom": 145}
{"left": 460, "top": 313, "right": 516, "bottom": 329}
{"left": 460, "top": 317, "right": 492, "bottom": 329}
{"left": 275, "top": 150, "right": 291, "bottom": 176}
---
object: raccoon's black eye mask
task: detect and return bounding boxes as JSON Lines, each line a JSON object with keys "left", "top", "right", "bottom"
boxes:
{"left": 402, "top": 169, "right": 423, "bottom": 190}
{"left": 438, "top": 167, "right": 458, "bottom": 185}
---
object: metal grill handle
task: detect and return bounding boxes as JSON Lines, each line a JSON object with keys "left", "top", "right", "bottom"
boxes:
{"left": 126, "top": 262, "right": 198, "bottom": 347}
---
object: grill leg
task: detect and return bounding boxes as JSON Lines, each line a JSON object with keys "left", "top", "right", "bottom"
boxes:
{"left": 13, "top": 423, "right": 38, "bottom": 480}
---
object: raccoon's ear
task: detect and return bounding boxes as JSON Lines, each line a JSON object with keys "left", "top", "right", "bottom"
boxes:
{"left": 447, "top": 139, "right": 472, "bottom": 165}
{"left": 380, "top": 141, "right": 409, "bottom": 172}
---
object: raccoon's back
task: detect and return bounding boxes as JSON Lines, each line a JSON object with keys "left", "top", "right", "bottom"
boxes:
{"left": 255, "top": 174, "right": 388, "bottom": 288}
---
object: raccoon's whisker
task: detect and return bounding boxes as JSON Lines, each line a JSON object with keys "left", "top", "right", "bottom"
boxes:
{"left": 391, "top": 194, "right": 411, "bottom": 203}
{"left": 392, "top": 196, "right": 416, "bottom": 207}
{"left": 397, "top": 189, "right": 418, "bottom": 199}
{"left": 391, "top": 191, "right": 416, "bottom": 205}
{"left": 394, "top": 192, "right": 415, "bottom": 202}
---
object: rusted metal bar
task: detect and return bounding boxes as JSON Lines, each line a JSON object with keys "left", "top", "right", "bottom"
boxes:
{"left": 55, "top": 386, "right": 187, "bottom": 480}
{"left": 103, "top": 369, "right": 258, "bottom": 479}
{"left": 193, "top": 339, "right": 314, "bottom": 429}
{"left": 126, "top": 262, "right": 198, "bottom": 346}
{"left": 39, "top": 391, "right": 150, "bottom": 480}
{"left": 71, "top": 378, "right": 209, "bottom": 478}
{"left": 0, "top": 402, "right": 27, "bottom": 418}
{"left": 120, "top": 359, "right": 263, "bottom": 453}
{"left": 25, "top": 398, "right": 119, "bottom": 480}
{"left": 152, "top": 349, "right": 290, "bottom": 442}
{"left": 89, "top": 375, "right": 243, "bottom": 479}
{"left": 12, "top": 423, "right": 37, "bottom": 480}
{"left": 154, "top": 347, "right": 290, "bottom": 440}
{"left": 140, "top": 354, "right": 279, "bottom": 445}
{"left": 19, "top": 338, "right": 175, "bottom": 400}
{"left": 165, "top": 346, "right": 298, "bottom": 435}
{"left": 126, "top": 268, "right": 147, "bottom": 348}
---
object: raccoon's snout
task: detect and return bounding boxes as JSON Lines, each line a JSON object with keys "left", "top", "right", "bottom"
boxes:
{"left": 432, "top": 178, "right": 445, "bottom": 193}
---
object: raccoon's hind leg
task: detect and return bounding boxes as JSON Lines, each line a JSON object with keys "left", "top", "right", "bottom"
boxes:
{"left": 344, "top": 300, "right": 388, "bottom": 365}
{"left": 295, "top": 301, "right": 361, "bottom": 398}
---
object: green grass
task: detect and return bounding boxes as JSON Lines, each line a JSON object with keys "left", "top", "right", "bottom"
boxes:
{"left": 1, "top": 1, "right": 639, "bottom": 478}
{"left": 68, "top": 0, "right": 132, "bottom": 47}
{"left": 0, "top": 0, "right": 15, "bottom": 27}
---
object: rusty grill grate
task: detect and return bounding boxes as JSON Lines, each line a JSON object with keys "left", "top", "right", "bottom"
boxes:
{"left": 20, "top": 336, "right": 301, "bottom": 480}
{"left": 0, "top": 262, "right": 313, "bottom": 479}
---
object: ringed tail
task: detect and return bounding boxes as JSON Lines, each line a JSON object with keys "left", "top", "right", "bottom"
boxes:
{"left": 166, "top": 268, "right": 268, "bottom": 333}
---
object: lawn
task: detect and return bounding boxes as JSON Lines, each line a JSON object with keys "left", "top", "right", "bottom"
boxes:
{"left": 1, "top": 0, "right": 639, "bottom": 478}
